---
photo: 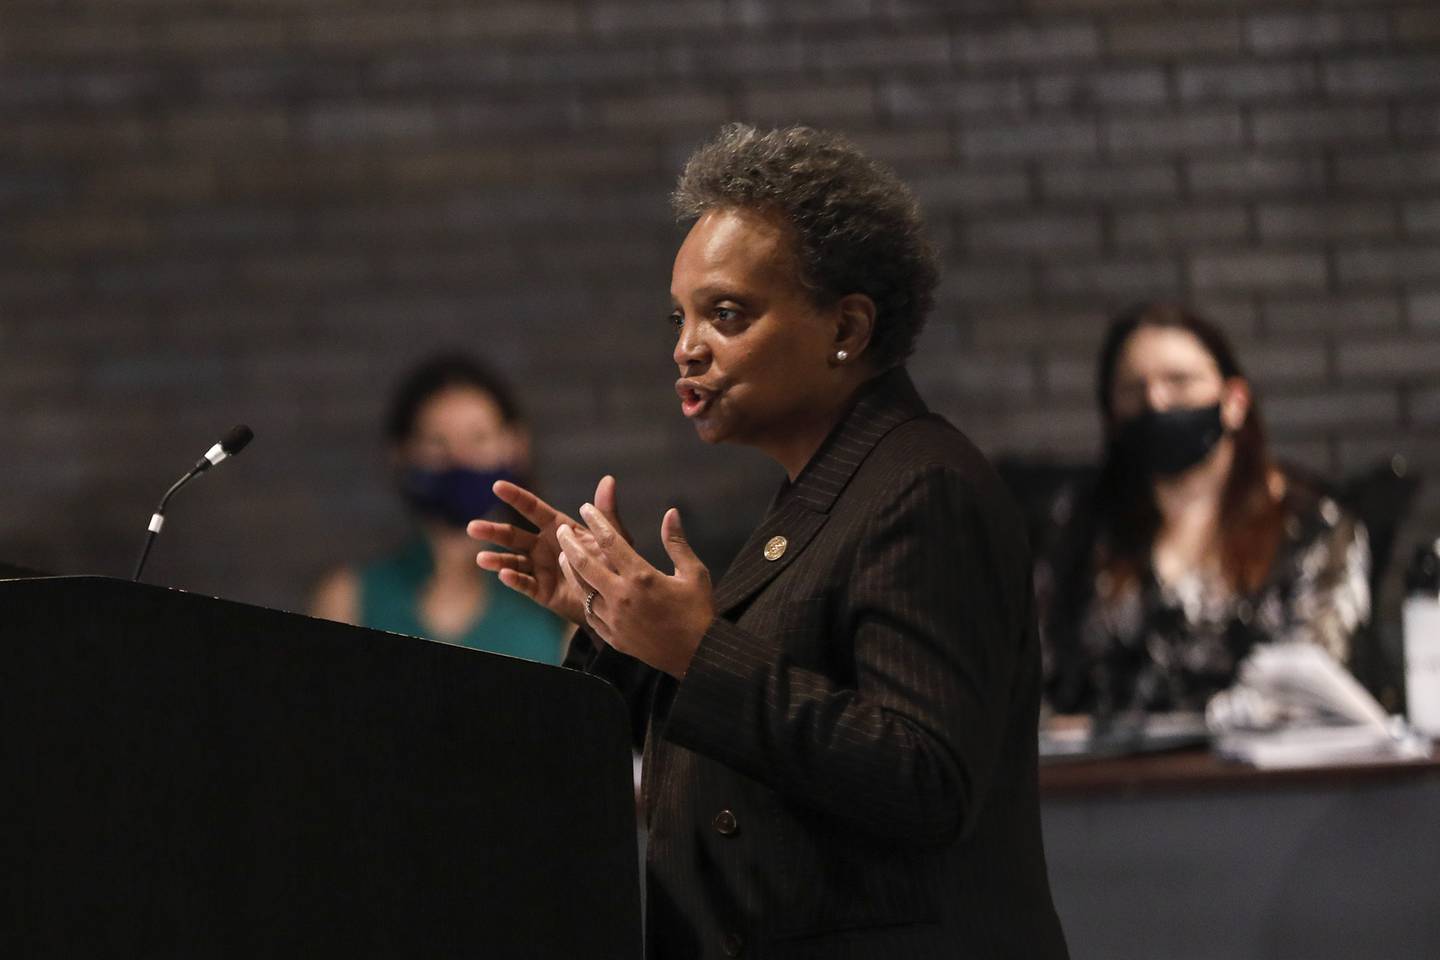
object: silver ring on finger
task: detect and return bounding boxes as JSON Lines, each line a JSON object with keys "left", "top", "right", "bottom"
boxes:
{"left": 584, "top": 588, "right": 599, "bottom": 618}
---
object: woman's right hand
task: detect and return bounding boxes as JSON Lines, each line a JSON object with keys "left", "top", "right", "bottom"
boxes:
{"left": 468, "top": 475, "right": 630, "bottom": 625}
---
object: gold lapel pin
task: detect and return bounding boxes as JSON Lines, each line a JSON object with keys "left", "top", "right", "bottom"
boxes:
{"left": 763, "top": 535, "right": 788, "bottom": 561}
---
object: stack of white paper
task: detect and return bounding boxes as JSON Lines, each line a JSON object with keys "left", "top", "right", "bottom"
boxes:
{"left": 1208, "top": 643, "right": 1432, "bottom": 769}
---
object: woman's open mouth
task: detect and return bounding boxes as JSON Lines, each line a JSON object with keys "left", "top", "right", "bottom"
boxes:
{"left": 675, "top": 380, "right": 717, "bottom": 418}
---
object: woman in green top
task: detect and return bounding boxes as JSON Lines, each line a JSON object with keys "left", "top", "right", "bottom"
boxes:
{"left": 310, "top": 354, "right": 566, "bottom": 663}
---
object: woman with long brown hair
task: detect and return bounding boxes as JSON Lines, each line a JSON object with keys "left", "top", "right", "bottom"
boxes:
{"left": 1042, "top": 303, "right": 1370, "bottom": 717}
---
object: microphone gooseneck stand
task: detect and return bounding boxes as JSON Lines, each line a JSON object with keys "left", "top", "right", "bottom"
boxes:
{"left": 132, "top": 425, "right": 254, "bottom": 583}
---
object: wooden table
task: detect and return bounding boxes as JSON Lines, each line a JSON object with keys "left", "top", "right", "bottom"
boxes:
{"left": 1040, "top": 748, "right": 1440, "bottom": 960}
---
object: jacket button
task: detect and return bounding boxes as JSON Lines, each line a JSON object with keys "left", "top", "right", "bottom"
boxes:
{"left": 712, "top": 809, "right": 739, "bottom": 837}
{"left": 722, "top": 932, "right": 745, "bottom": 957}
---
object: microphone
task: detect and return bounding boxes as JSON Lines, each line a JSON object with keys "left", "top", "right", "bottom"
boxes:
{"left": 198, "top": 423, "right": 254, "bottom": 471}
{"left": 132, "top": 424, "right": 254, "bottom": 582}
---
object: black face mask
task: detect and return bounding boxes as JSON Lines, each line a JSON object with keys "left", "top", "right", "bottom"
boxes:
{"left": 1110, "top": 403, "right": 1225, "bottom": 478}
{"left": 399, "top": 464, "right": 517, "bottom": 530}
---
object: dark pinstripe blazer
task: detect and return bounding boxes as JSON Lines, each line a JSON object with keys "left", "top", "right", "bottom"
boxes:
{"left": 568, "top": 369, "right": 1069, "bottom": 960}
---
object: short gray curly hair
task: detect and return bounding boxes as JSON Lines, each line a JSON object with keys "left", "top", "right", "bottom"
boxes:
{"left": 671, "top": 124, "right": 939, "bottom": 370}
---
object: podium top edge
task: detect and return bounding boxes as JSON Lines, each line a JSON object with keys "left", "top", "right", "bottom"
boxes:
{"left": 0, "top": 574, "right": 612, "bottom": 686}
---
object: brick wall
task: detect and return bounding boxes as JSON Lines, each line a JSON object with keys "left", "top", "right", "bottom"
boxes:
{"left": 1, "top": 0, "right": 1437, "bottom": 627}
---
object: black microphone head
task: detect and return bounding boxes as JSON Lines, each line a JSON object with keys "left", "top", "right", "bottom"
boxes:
{"left": 221, "top": 424, "right": 254, "bottom": 456}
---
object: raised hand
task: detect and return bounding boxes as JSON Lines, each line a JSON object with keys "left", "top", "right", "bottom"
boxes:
{"left": 468, "top": 480, "right": 586, "bottom": 624}
{"left": 468, "top": 475, "right": 631, "bottom": 626}
{"left": 556, "top": 502, "right": 714, "bottom": 680}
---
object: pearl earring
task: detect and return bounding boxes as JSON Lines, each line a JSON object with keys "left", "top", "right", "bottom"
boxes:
{"left": 835, "top": 350, "right": 849, "bottom": 362}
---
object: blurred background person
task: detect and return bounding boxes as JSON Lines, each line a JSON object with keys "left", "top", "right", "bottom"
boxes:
{"left": 311, "top": 353, "right": 566, "bottom": 663}
{"left": 1040, "top": 303, "right": 1371, "bottom": 719}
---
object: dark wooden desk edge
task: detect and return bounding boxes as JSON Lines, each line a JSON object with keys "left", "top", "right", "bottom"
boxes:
{"left": 1039, "top": 747, "right": 1440, "bottom": 800}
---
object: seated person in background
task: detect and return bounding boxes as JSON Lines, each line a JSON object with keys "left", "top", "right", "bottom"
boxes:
{"left": 1040, "top": 303, "right": 1370, "bottom": 717}
{"left": 311, "top": 354, "right": 566, "bottom": 663}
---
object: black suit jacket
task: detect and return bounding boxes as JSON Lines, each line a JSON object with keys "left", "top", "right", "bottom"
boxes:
{"left": 568, "top": 369, "right": 1068, "bottom": 959}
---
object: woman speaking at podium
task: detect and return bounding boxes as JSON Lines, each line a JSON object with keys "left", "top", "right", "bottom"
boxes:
{"left": 470, "top": 125, "right": 1068, "bottom": 960}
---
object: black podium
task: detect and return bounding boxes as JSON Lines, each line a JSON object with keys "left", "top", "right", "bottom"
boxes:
{"left": 0, "top": 576, "right": 642, "bottom": 958}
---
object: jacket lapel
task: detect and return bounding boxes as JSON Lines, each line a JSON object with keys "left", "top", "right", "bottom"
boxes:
{"left": 711, "top": 368, "right": 929, "bottom": 616}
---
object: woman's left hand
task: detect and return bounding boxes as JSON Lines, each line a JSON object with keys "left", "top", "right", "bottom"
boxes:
{"left": 557, "top": 502, "right": 714, "bottom": 680}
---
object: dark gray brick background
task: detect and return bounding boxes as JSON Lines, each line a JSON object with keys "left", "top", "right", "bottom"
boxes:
{"left": 1, "top": 0, "right": 1437, "bottom": 628}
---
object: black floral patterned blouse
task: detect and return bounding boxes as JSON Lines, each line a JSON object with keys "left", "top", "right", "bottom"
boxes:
{"left": 1038, "top": 472, "right": 1371, "bottom": 717}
